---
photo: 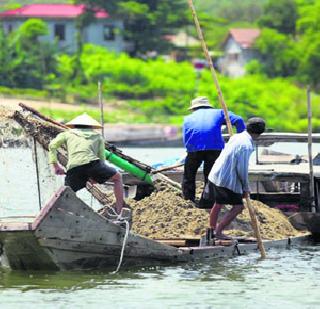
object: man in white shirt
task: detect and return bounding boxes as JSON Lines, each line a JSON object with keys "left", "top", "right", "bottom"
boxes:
{"left": 206, "top": 117, "right": 266, "bottom": 240}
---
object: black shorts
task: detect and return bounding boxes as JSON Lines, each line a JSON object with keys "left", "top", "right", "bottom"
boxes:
{"left": 65, "top": 160, "right": 117, "bottom": 192}
{"left": 198, "top": 181, "right": 243, "bottom": 209}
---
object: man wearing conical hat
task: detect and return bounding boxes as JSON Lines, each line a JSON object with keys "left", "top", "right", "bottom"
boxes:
{"left": 182, "top": 96, "right": 245, "bottom": 202}
{"left": 48, "top": 113, "right": 124, "bottom": 214}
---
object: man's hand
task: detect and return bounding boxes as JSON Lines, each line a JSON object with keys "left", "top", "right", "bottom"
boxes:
{"left": 52, "top": 163, "right": 65, "bottom": 175}
{"left": 243, "top": 191, "right": 250, "bottom": 199}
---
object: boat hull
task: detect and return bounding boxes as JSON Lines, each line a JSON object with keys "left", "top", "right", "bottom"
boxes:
{"left": 0, "top": 187, "right": 311, "bottom": 271}
{"left": 0, "top": 187, "right": 185, "bottom": 270}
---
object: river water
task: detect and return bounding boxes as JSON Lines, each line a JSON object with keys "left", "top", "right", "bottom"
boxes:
{"left": 0, "top": 245, "right": 319, "bottom": 309}
{"left": 1, "top": 144, "right": 320, "bottom": 308}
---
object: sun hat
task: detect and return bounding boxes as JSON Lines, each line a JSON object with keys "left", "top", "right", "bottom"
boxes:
{"left": 189, "top": 96, "right": 212, "bottom": 110}
{"left": 66, "top": 113, "right": 102, "bottom": 129}
{"left": 246, "top": 117, "right": 266, "bottom": 135}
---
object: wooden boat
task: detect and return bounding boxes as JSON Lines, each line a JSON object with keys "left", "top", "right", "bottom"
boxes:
{"left": 0, "top": 107, "right": 314, "bottom": 270}
{"left": 0, "top": 186, "right": 309, "bottom": 271}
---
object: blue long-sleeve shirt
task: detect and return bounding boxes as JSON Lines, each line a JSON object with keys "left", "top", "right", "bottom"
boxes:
{"left": 208, "top": 131, "right": 254, "bottom": 194}
{"left": 183, "top": 108, "right": 245, "bottom": 152}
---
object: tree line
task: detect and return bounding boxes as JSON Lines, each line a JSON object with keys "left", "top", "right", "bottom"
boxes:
{"left": 0, "top": 0, "right": 319, "bottom": 132}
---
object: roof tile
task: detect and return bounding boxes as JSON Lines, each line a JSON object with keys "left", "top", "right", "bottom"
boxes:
{"left": 229, "top": 28, "right": 260, "bottom": 48}
{"left": 0, "top": 4, "right": 109, "bottom": 19}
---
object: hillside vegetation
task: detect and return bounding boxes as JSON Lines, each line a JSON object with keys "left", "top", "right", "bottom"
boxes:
{"left": 0, "top": 0, "right": 319, "bottom": 132}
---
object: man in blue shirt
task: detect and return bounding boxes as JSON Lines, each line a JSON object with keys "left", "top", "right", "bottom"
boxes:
{"left": 207, "top": 117, "right": 266, "bottom": 240}
{"left": 182, "top": 96, "right": 245, "bottom": 202}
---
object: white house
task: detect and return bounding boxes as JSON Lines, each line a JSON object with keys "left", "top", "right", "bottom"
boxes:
{"left": 0, "top": 3, "right": 130, "bottom": 53}
{"left": 218, "top": 28, "right": 261, "bottom": 77}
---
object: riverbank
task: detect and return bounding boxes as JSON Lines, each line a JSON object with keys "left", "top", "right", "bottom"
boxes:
{"left": 0, "top": 102, "right": 181, "bottom": 143}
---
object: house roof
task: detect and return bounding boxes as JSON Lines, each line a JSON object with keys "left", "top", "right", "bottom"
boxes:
{"left": 227, "top": 28, "right": 260, "bottom": 49}
{"left": 0, "top": 4, "right": 109, "bottom": 19}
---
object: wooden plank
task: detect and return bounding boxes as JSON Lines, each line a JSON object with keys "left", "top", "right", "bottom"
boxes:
{"left": 222, "top": 132, "right": 320, "bottom": 146}
{"left": 38, "top": 237, "right": 182, "bottom": 259}
{"left": 250, "top": 192, "right": 300, "bottom": 203}
{"left": 0, "top": 231, "right": 58, "bottom": 270}
{"left": 256, "top": 132, "right": 320, "bottom": 145}
{"left": 0, "top": 222, "right": 33, "bottom": 232}
{"left": 155, "top": 239, "right": 188, "bottom": 247}
{"left": 156, "top": 239, "right": 236, "bottom": 247}
{"left": 34, "top": 187, "right": 183, "bottom": 258}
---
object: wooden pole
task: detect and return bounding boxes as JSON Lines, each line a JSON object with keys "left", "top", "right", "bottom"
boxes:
{"left": 246, "top": 197, "right": 266, "bottom": 258}
{"left": 98, "top": 81, "right": 105, "bottom": 138}
{"left": 152, "top": 162, "right": 185, "bottom": 174}
{"left": 188, "top": 0, "right": 266, "bottom": 258}
{"left": 19, "top": 103, "right": 69, "bottom": 129}
{"left": 307, "top": 86, "right": 316, "bottom": 213}
{"left": 188, "top": 0, "right": 233, "bottom": 135}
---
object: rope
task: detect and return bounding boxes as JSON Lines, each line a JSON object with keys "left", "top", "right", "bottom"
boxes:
{"left": 102, "top": 204, "right": 121, "bottom": 219}
{"left": 99, "top": 205, "right": 131, "bottom": 273}
{"left": 57, "top": 204, "right": 130, "bottom": 273}
{"left": 233, "top": 240, "right": 241, "bottom": 256}
{"left": 111, "top": 218, "right": 130, "bottom": 274}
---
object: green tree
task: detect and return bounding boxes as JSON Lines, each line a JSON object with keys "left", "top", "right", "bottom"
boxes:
{"left": 0, "top": 26, "right": 14, "bottom": 86}
{"left": 254, "top": 28, "right": 300, "bottom": 77}
{"left": 199, "top": 0, "right": 265, "bottom": 23}
{"left": 298, "top": 34, "right": 320, "bottom": 87}
{"left": 75, "top": 0, "right": 189, "bottom": 55}
{"left": 2, "top": 19, "right": 57, "bottom": 89}
{"left": 259, "top": 0, "right": 297, "bottom": 35}
{"left": 296, "top": 1, "right": 320, "bottom": 35}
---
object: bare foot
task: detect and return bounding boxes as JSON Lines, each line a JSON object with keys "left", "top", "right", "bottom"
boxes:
{"left": 215, "top": 233, "right": 234, "bottom": 240}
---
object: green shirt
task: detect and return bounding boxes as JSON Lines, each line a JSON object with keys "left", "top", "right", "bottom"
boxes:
{"left": 49, "top": 129, "right": 105, "bottom": 171}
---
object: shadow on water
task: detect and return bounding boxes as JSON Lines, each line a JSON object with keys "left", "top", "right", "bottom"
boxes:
{"left": 0, "top": 245, "right": 320, "bottom": 308}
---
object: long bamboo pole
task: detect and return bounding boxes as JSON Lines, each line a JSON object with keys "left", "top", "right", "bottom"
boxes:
{"left": 98, "top": 81, "right": 105, "bottom": 138}
{"left": 307, "top": 86, "right": 316, "bottom": 213}
{"left": 188, "top": 0, "right": 232, "bottom": 135}
{"left": 188, "top": 0, "right": 266, "bottom": 258}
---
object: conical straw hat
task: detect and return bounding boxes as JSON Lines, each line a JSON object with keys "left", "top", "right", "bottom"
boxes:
{"left": 66, "top": 113, "right": 102, "bottom": 129}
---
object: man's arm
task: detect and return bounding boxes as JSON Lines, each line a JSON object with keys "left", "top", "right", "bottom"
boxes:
{"left": 48, "top": 132, "right": 67, "bottom": 174}
{"left": 182, "top": 121, "right": 187, "bottom": 147}
{"left": 236, "top": 147, "right": 251, "bottom": 193}
{"left": 228, "top": 112, "right": 246, "bottom": 133}
{"left": 98, "top": 136, "right": 105, "bottom": 161}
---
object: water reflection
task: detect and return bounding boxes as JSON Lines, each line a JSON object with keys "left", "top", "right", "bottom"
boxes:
{"left": 0, "top": 250, "right": 286, "bottom": 291}
{"left": 0, "top": 246, "right": 319, "bottom": 308}
{"left": 0, "top": 269, "right": 146, "bottom": 291}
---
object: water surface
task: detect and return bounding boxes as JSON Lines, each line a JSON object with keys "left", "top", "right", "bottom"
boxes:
{"left": 0, "top": 245, "right": 319, "bottom": 309}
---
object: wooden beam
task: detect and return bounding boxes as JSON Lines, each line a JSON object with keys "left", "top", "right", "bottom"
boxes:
{"left": 222, "top": 132, "right": 320, "bottom": 146}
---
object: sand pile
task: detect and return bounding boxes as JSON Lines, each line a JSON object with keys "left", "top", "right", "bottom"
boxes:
{"left": 128, "top": 187, "right": 302, "bottom": 240}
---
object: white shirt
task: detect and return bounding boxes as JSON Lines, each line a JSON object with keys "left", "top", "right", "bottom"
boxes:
{"left": 208, "top": 131, "right": 254, "bottom": 194}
